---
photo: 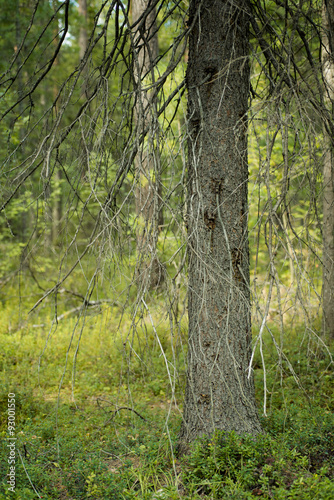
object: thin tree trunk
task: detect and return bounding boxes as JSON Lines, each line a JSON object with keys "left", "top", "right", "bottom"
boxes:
{"left": 179, "top": 0, "right": 261, "bottom": 452}
{"left": 78, "top": 0, "right": 90, "bottom": 172}
{"left": 132, "top": 0, "right": 163, "bottom": 289}
{"left": 78, "top": 0, "right": 88, "bottom": 62}
{"left": 49, "top": 0, "right": 62, "bottom": 246}
{"left": 15, "top": 0, "right": 29, "bottom": 242}
{"left": 51, "top": 169, "right": 62, "bottom": 245}
{"left": 322, "top": 0, "right": 334, "bottom": 338}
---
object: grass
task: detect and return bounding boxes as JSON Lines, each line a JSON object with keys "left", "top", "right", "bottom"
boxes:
{"left": 0, "top": 276, "right": 333, "bottom": 499}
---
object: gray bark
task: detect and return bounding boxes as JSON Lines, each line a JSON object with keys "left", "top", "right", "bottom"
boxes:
{"left": 132, "top": 0, "right": 163, "bottom": 289}
{"left": 179, "top": 0, "right": 261, "bottom": 450}
{"left": 322, "top": 0, "right": 334, "bottom": 338}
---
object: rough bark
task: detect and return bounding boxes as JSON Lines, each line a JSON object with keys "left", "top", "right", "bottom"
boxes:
{"left": 322, "top": 0, "right": 334, "bottom": 338}
{"left": 179, "top": 0, "right": 261, "bottom": 451}
{"left": 132, "top": 0, "right": 163, "bottom": 289}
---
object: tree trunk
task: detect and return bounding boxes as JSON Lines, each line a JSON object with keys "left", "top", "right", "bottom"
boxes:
{"left": 322, "top": 0, "right": 334, "bottom": 338}
{"left": 15, "top": 0, "right": 29, "bottom": 242}
{"left": 49, "top": 1, "right": 62, "bottom": 247}
{"left": 78, "top": 0, "right": 90, "bottom": 172}
{"left": 179, "top": 0, "right": 261, "bottom": 451}
{"left": 78, "top": 0, "right": 88, "bottom": 61}
{"left": 132, "top": 0, "right": 163, "bottom": 289}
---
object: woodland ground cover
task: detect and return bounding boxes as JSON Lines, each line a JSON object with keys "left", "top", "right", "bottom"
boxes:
{"left": 0, "top": 274, "right": 333, "bottom": 500}
{"left": 1, "top": 1, "right": 334, "bottom": 498}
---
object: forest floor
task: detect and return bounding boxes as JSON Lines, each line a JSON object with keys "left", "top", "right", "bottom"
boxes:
{"left": 0, "top": 279, "right": 334, "bottom": 499}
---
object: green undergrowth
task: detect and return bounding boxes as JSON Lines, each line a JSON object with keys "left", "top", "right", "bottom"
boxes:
{"left": 0, "top": 279, "right": 333, "bottom": 499}
{"left": 0, "top": 396, "right": 333, "bottom": 499}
